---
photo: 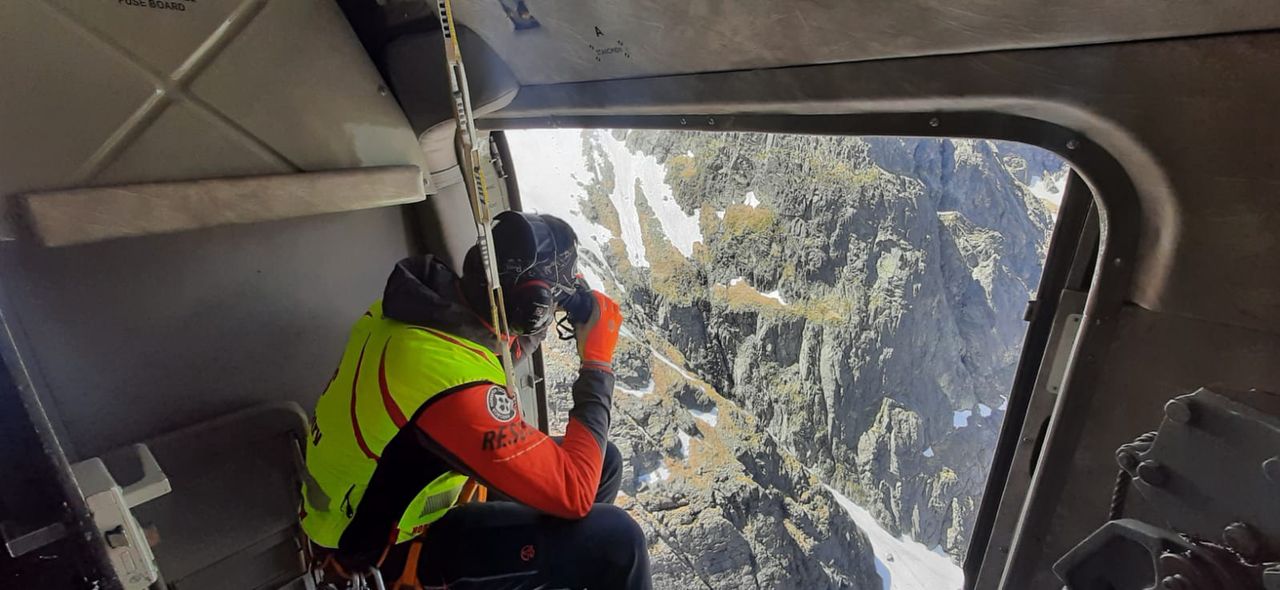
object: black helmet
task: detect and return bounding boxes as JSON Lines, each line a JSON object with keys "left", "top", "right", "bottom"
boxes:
{"left": 463, "top": 211, "right": 578, "bottom": 335}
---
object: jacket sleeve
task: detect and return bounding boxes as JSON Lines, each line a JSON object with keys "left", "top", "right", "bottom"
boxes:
{"left": 414, "top": 368, "right": 614, "bottom": 519}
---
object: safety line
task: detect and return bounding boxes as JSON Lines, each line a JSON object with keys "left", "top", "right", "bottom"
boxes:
{"left": 436, "top": 0, "right": 521, "bottom": 399}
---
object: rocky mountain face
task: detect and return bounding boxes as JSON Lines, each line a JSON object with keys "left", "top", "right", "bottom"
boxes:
{"left": 509, "top": 128, "right": 1061, "bottom": 589}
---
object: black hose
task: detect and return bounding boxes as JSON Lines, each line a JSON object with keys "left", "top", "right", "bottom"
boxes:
{"left": 1108, "top": 469, "right": 1132, "bottom": 521}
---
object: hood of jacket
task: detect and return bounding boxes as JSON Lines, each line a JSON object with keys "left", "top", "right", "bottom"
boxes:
{"left": 381, "top": 255, "right": 544, "bottom": 360}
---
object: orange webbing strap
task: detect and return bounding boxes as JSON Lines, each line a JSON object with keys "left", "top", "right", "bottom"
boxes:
{"left": 391, "top": 540, "right": 424, "bottom": 590}
{"left": 459, "top": 478, "right": 489, "bottom": 503}
{"left": 390, "top": 478, "right": 488, "bottom": 590}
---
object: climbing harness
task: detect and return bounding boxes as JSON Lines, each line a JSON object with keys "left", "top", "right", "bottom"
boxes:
{"left": 435, "top": 0, "right": 521, "bottom": 398}
{"left": 387, "top": 480, "right": 487, "bottom": 590}
{"left": 311, "top": 479, "right": 490, "bottom": 590}
{"left": 310, "top": 559, "right": 386, "bottom": 590}
{"left": 348, "top": 569, "right": 387, "bottom": 590}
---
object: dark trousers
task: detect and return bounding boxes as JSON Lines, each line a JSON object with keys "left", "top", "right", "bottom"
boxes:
{"left": 383, "top": 442, "right": 651, "bottom": 589}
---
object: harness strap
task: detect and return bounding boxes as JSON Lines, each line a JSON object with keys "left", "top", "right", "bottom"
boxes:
{"left": 390, "top": 540, "right": 424, "bottom": 590}
{"left": 387, "top": 478, "right": 489, "bottom": 590}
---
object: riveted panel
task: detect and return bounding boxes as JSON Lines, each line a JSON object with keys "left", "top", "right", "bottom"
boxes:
{"left": 0, "top": 3, "right": 155, "bottom": 199}
{"left": 42, "top": 0, "right": 244, "bottom": 76}
{"left": 190, "top": 0, "right": 425, "bottom": 171}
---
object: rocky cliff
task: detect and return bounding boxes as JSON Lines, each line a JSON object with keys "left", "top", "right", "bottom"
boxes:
{"left": 509, "top": 128, "right": 1061, "bottom": 589}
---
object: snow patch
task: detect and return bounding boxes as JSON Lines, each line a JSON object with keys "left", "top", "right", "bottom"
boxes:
{"left": 715, "top": 210, "right": 725, "bottom": 220}
{"left": 685, "top": 150, "right": 695, "bottom": 158}
{"left": 1028, "top": 172, "right": 1069, "bottom": 206}
{"left": 998, "top": 395, "right": 1009, "bottom": 411}
{"left": 874, "top": 557, "right": 893, "bottom": 590}
{"left": 638, "top": 465, "right": 671, "bottom": 487}
{"left": 744, "top": 191, "right": 761, "bottom": 207}
{"left": 826, "top": 485, "right": 963, "bottom": 590}
{"left": 589, "top": 134, "right": 650, "bottom": 267}
{"left": 677, "top": 431, "right": 693, "bottom": 459}
{"left": 508, "top": 128, "right": 706, "bottom": 271}
{"left": 953, "top": 410, "right": 972, "bottom": 428}
{"left": 922, "top": 447, "right": 935, "bottom": 458}
{"left": 978, "top": 403, "right": 992, "bottom": 418}
{"left": 618, "top": 379, "right": 655, "bottom": 397}
{"left": 577, "top": 264, "right": 608, "bottom": 291}
{"left": 651, "top": 349, "right": 703, "bottom": 386}
{"left": 689, "top": 408, "right": 720, "bottom": 427}
{"left": 634, "top": 344, "right": 720, "bottom": 428}
{"left": 593, "top": 132, "right": 703, "bottom": 259}
{"left": 621, "top": 338, "right": 720, "bottom": 429}
{"left": 729, "top": 277, "right": 788, "bottom": 305}
{"left": 505, "top": 130, "right": 614, "bottom": 266}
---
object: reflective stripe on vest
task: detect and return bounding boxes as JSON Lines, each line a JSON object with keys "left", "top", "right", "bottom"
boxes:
{"left": 301, "top": 301, "right": 505, "bottom": 547}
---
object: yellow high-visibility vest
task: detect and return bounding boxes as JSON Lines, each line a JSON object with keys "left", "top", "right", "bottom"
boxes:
{"left": 300, "top": 301, "right": 505, "bottom": 547}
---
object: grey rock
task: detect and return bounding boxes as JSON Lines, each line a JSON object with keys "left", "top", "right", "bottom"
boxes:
{"left": 533, "top": 129, "right": 1059, "bottom": 587}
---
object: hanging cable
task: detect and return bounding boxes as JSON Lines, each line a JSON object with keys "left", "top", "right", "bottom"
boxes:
{"left": 435, "top": 0, "right": 521, "bottom": 397}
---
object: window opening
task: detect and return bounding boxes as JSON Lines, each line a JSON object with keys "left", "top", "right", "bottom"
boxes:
{"left": 507, "top": 128, "right": 1067, "bottom": 590}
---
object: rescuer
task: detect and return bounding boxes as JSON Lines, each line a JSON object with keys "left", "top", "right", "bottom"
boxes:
{"left": 300, "top": 211, "right": 651, "bottom": 589}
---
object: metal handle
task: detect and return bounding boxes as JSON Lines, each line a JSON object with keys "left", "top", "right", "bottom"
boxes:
{"left": 121, "top": 444, "right": 171, "bottom": 508}
{"left": 1, "top": 520, "right": 67, "bottom": 558}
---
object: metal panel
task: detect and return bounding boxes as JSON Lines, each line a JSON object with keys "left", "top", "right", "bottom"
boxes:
{"left": 0, "top": 0, "right": 428, "bottom": 239}
{"left": 0, "top": 206, "right": 414, "bottom": 460}
{"left": 0, "top": 2, "right": 155, "bottom": 235}
{"left": 98, "top": 403, "right": 309, "bottom": 587}
{"left": 384, "top": 29, "right": 520, "bottom": 137}
{"left": 189, "top": 0, "right": 423, "bottom": 171}
{"left": 447, "top": 0, "right": 1280, "bottom": 85}
{"left": 0, "top": 315, "right": 118, "bottom": 587}
{"left": 0, "top": 1, "right": 462, "bottom": 586}
{"left": 41, "top": 0, "right": 246, "bottom": 75}
{"left": 1044, "top": 314, "right": 1084, "bottom": 395}
{"left": 94, "top": 102, "right": 291, "bottom": 186}
{"left": 973, "top": 289, "right": 1088, "bottom": 589}
{"left": 1003, "top": 306, "right": 1280, "bottom": 588}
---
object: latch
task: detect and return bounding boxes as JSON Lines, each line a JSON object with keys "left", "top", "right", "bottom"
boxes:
{"left": 70, "top": 443, "right": 172, "bottom": 589}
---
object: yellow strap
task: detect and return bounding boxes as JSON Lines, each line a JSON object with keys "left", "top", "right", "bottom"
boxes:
{"left": 435, "top": 0, "right": 521, "bottom": 398}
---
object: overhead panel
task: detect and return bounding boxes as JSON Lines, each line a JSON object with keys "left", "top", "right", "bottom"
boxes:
{"left": 40, "top": 0, "right": 243, "bottom": 74}
{"left": 0, "top": 3, "right": 154, "bottom": 203}
{"left": 0, "top": 0, "right": 426, "bottom": 241}
{"left": 190, "top": 0, "right": 424, "bottom": 171}
{"left": 451, "top": 0, "right": 1280, "bottom": 86}
{"left": 94, "top": 103, "right": 286, "bottom": 186}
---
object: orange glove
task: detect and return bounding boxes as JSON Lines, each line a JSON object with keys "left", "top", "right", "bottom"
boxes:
{"left": 576, "top": 291, "right": 621, "bottom": 373}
